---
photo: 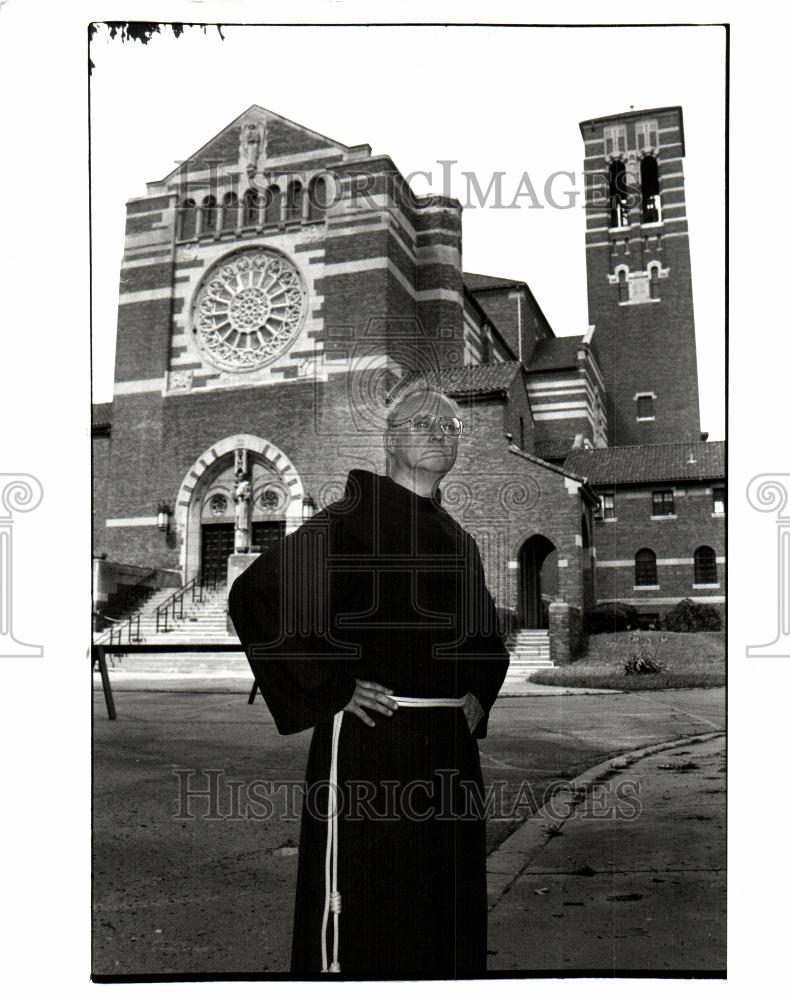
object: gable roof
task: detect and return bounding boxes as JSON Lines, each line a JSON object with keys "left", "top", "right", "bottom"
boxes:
{"left": 533, "top": 437, "right": 578, "bottom": 462}
{"left": 156, "top": 104, "right": 351, "bottom": 184}
{"left": 563, "top": 440, "right": 725, "bottom": 485}
{"left": 392, "top": 362, "right": 523, "bottom": 400}
{"left": 463, "top": 272, "right": 524, "bottom": 292}
{"left": 527, "top": 335, "right": 585, "bottom": 371}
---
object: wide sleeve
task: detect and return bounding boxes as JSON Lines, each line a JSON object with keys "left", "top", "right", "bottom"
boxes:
{"left": 228, "top": 519, "right": 358, "bottom": 735}
{"left": 458, "top": 535, "right": 510, "bottom": 740}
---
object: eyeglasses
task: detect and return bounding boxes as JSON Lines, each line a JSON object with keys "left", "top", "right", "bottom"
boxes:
{"left": 389, "top": 414, "right": 464, "bottom": 438}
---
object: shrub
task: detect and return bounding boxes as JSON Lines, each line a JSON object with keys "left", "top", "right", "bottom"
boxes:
{"left": 624, "top": 650, "right": 666, "bottom": 675}
{"left": 662, "top": 598, "right": 722, "bottom": 633}
{"left": 585, "top": 602, "right": 640, "bottom": 634}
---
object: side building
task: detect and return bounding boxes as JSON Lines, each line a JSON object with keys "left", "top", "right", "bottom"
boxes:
{"left": 564, "top": 441, "right": 725, "bottom": 626}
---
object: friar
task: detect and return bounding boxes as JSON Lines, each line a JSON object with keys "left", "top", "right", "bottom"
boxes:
{"left": 229, "top": 387, "right": 510, "bottom": 978}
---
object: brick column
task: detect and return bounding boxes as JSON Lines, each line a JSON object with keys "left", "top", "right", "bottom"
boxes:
{"left": 549, "top": 602, "right": 586, "bottom": 665}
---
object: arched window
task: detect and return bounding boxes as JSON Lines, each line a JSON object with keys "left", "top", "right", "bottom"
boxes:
{"left": 200, "top": 195, "right": 217, "bottom": 234}
{"left": 649, "top": 265, "right": 660, "bottom": 299}
{"left": 179, "top": 198, "right": 197, "bottom": 240}
{"left": 243, "top": 189, "right": 260, "bottom": 227}
{"left": 307, "top": 175, "right": 328, "bottom": 220}
{"left": 286, "top": 180, "right": 303, "bottom": 221}
{"left": 641, "top": 155, "right": 661, "bottom": 223}
{"left": 635, "top": 548, "right": 657, "bottom": 586}
{"left": 694, "top": 546, "right": 718, "bottom": 585}
{"left": 618, "top": 269, "right": 629, "bottom": 303}
{"left": 609, "top": 159, "right": 629, "bottom": 228}
{"left": 221, "top": 192, "right": 238, "bottom": 231}
{"left": 264, "top": 184, "right": 281, "bottom": 225}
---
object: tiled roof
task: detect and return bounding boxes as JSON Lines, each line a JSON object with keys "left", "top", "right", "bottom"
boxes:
{"left": 463, "top": 272, "right": 523, "bottom": 292}
{"left": 92, "top": 402, "right": 112, "bottom": 429}
{"left": 527, "top": 336, "right": 584, "bottom": 372}
{"left": 563, "top": 440, "right": 725, "bottom": 485}
{"left": 392, "top": 362, "right": 523, "bottom": 399}
{"left": 533, "top": 437, "right": 577, "bottom": 462}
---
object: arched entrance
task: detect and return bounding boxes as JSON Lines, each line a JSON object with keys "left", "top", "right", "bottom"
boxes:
{"left": 518, "top": 534, "right": 558, "bottom": 628}
{"left": 196, "top": 452, "right": 291, "bottom": 584}
{"left": 174, "top": 435, "right": 305, "bottom": 584}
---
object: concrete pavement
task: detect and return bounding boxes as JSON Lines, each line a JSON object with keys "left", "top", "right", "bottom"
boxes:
{"left": 487, "top": 733, "right": 726, "bottom": 973}
{"left": 92, "top": 683, "right": 724, "bottom": 977}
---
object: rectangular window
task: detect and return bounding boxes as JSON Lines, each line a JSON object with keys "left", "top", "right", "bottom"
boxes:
{"left": 636, "top": 120, "right": 659, "bottom": 151}
{"left": 602, "top": 493, "right": 615, "bottom": 519}
{"left": 652, "top": 490, "right": 674, "bottom": 516}
{"left": 636, "top": 394, "right": 655, "bottom": 418}
{"left": 604, "top": 125, "right": 627, "bottom": 156}
{"left": 712, "top": 487, "right": 726, "bottom": 514}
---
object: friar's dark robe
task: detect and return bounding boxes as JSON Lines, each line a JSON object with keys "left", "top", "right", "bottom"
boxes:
{"left": 229, "top": 468, "right": 510, "bottom": 978}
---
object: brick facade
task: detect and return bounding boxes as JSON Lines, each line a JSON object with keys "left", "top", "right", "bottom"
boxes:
{"left": 564, "top": 441, "right": 726, "bottom": 624}
{"left": 580, "top": 107, "right": 702, "bottom": 447}
{"left": 92, "top": 103, "right": 724, "bottom": 663}
{"left": 590, "top": 479, "right": 726, "bottom": 622}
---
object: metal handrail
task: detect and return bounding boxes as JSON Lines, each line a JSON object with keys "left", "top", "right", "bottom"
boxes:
{"left": 94, "top": 612, "right": 142, "bottom": 646}
{"left": 155, "top": 570, "right": 220, "bottom": 633}
{"left": 93, "top": 569, "right": 161, "bottom": 645}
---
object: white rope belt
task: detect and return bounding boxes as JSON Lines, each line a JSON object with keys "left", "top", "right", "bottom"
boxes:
{"left": 320, "top": 696, "right": 466, "bottom": 973}
{"left": 392, "top": 696, "right": 465, "bottom": 708}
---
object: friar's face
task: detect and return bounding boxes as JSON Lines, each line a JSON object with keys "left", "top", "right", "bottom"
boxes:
{"left": 385, "top": 392, "right": 461, "bottom": 479}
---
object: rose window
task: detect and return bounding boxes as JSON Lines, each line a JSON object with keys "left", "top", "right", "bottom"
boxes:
{"left": 257, "top": 485, "right": 286, "bottom": 511}
{"left": 209, "top": 494, "right": 229, "bottom": 516}
{"left": 192, "top": 250, "right": 307, "bottom": 372}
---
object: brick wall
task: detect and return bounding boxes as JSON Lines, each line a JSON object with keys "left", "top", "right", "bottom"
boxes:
{"left": 581, "top": 107, "right": 702, "bottom": 446}
{"left": 468, "top": 284, "right": 554, "bottom": 362}
{"left": 92, "top": 432, "right": 110, "bottom": 556}
{"left": 592, "top": 479, "right": 726, "bottom": 615}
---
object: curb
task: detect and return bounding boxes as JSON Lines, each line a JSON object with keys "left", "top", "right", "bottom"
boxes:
{"left": 486, "top": 730, "right": 726, "bottom": 909}
{"left": 498, "top": 686, "right": 622, "bottom": 697}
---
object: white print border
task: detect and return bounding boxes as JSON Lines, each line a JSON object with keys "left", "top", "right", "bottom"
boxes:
{"left": 0, "top": 474, "right": 44, "bottom": 657}
{"left": 746, "top": 473, "right": 790, "bottom": 657}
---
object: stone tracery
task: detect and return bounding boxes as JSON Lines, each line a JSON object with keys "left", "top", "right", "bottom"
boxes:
{"left": 192, "top": 250, "right": 307, "bottom": 372}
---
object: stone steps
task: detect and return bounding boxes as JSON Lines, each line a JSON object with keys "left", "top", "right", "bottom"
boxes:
{"left": 505, "top": 628, "right": 555, "bottom": 673}
{"left": 95, "top": 585, "right": 232, "bottom": 644}
{"left": 100, "top": 652, "right": 248, "bottom": 674}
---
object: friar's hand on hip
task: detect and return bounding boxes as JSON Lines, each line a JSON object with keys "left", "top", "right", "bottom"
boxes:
{"left": 344, "top": 679, "right": 400, "bottom": 728}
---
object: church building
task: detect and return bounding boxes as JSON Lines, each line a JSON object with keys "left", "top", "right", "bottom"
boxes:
{"left": 92, "top": 103, "right": 725, "bottom": 667}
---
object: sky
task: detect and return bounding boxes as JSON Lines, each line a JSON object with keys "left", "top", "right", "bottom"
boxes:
{"left": 89, "top": 23, "right": 726, "bottom": 439}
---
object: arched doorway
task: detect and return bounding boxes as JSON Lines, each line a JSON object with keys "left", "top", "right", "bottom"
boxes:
{"left": 196, "top": 452, "right": 291, "bottom": 585}
{"left": 174, "top": 435, "right": 305, "bottom": 584}
{"left": 518, "top": 534, "right": 558, "bottom": 628}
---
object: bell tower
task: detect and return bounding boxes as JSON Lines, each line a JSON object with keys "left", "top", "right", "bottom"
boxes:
{"left": 579, "top": 106, "right": 702, "bottom": 446}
